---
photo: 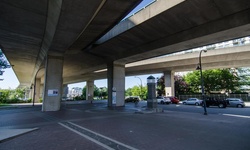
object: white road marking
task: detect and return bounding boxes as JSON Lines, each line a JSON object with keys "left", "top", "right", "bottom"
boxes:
{"left": 222, "top": 114, "right": 250, "bottom": 119}
{"left": 59, "top": 122, "right": 114, "bottom": 150}
{"left": 59, "top": 122, "right": 138, "bottom": 150}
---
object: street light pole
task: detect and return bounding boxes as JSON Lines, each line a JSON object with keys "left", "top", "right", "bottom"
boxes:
{"left": 135, "top": 76, "right": 143, "bottom": 98}
{"left": 197, "top": 50, "right": 208, "bottom": 115}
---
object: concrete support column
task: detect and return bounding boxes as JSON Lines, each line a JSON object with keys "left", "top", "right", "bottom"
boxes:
{"left": 164, "top": 71, "right": 175, "bottom": 96}
{"left": 86, "top": 80, "right": 94, "bottom": 101}
{"left": 35, "top": 78, "right": 41, "bottom": 103}
{"left": 62, "top": 84, "right": 68, "bottom": 100}
{"left": 107, "top": 62, "right": 113, "bottom": 107}
{"left": 40, "top": 84, "right": 44, "bottom": 100}
{"left": 107, "top": 61, "right": 125, "bottom": 107}
{"left": 42, "top": 56, "right": 63, "bottom": 111}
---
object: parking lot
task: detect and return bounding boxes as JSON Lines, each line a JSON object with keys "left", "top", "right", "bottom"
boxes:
{"left": 0, "top": 100, "right": 250, "bottom": 150}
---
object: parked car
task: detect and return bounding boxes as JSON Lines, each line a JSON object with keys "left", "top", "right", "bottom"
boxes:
{"left": 166, "top": 96, "right": 180, "bottom": 104}
{"left": 226, "top": 98, "right": 245, "bottom": 108}
{"left": 157, "top": 96, "right": 171, "bottom": 104}
{"left": 201, "top": 97, "right": 227, "bottom": 108}
{"left": 125, "top": 96, "right": 140, "bottom": 103}
{"left": 182, "top": 98, "right": 202, "bottom": 106}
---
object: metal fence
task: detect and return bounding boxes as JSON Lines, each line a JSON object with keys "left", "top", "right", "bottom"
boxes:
{"left": 179, "top": 93, "right": 249, "bottom": 101}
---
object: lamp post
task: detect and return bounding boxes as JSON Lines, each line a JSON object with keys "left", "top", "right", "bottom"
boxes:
{"left": 196, "top": 50, "right": 208, "bottom": 115}
{"left": 135, "top": 76, "right": 142, "bottom": 98}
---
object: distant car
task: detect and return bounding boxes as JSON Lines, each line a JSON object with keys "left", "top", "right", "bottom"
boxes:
{"left": 157, "top": 96, "right": 171, "bottom": 104}
{"left": 182, "top": 98, "right": 202, "bottom": 106}
{"left": 125, "top": 96, "right": 140, "bottom": 103}
{"left": 166, "top": 96, "right": 180, "bottom": 104}
{"left": 226, "top": 98, "right": 245, "bottom": 108}
{"left": 201, "top": 97, "right": 227, "bottom": 108}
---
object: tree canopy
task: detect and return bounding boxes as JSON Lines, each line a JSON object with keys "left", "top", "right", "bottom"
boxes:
{"left": 0, "top": 49, "right": 11, "bottom": 76}
{"left": 156, "top": 68, "right": 249, "bottom": 96}
{"left": 79, "top": 85, "right": 108, "bottom": 100}
{"left": 125, "top": 85, "right": 147, "bottom": 100}
{"left": 184, "top": 68, "right": 240, "bottom": 94}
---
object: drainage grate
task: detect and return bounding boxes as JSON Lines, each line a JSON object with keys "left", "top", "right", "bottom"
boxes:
{"left": 59, "top": 121, "right": 137, "bottom": 150}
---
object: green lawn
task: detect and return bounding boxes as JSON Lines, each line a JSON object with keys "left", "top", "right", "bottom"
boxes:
{"left": 0, "top": 103, "right": 10, "bottom": 107}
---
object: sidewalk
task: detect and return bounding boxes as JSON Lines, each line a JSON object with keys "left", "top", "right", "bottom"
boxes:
{"left": 0, "top": 101, "right": 250, "bottom": 150}
{"left": 0, "top": 128, "right": 39, "bottom": 142}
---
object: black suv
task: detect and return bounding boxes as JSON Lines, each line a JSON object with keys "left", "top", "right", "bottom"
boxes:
{"left": 201, "top": 97, "right": 227, "bottom": 108}
{"left": 125, "top": 96, "right": 140, "bottom": 103}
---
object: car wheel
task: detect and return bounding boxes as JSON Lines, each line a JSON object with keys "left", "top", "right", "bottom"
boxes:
{"left": 218, "top": 104, "right": 224, "bottom": 108}
{"left": 183, "top": 102, "right": 186, "bottom": 105}
{"left": 160, "top": 101, "right": 164, "bottom": 104}
{"left": 195, "top": 103, "right": 199, "bottom": 106}
{"left": 237, "top": 104, "right": 243, "bottom": 108}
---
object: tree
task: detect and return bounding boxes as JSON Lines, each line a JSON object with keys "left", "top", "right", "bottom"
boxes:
{"left": 234, "top": 67, "right": 250, "bottom": 92}
{"left": 0, "top": 49, "right": 11, "bottom": 76}
{"left": 156, "top": 74, "right": 191, "bottom": 96}
{"left": 125, "top": 85, "right": 147, "bottom": 100}
{"left": 99, "top": 87, "right": 108, "bottom": 99}
{"left": 93, "top": 85, "right": 100, "bottom": 97}
{"left": 9, "top": 88, "right": 26, "bottom": 100}
{"left": 218, "top": 69, "right": 239, "bottom": 93}
{"left": 156, "top": 76, "right": 164, "bottom": 96}
{"left": 81, "top": 86, "right": 87, "bottom": 99}
{"left": 174, "top": 75, "right": 191, "bottom": 96}
{"left": 183, "top": 71, "right": 200, "bottom": 93}
{"left": 184, "top": 69, "right": 240, "bottom": 94}
{"left": 0, "top": 88, "right": 28, "bottom": 103}
{"left": 81, "top": 85, "right": 104, "bottom": 100}
{"left": 0, "top": 89, "right": 11, "bottom": 103}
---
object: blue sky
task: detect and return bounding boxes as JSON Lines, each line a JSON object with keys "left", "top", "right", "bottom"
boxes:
{"left": 67, "top": 73, "right": 162, "bottom": 90}
{"left": 0, "top": 0, "right": 160, "bottom": 90}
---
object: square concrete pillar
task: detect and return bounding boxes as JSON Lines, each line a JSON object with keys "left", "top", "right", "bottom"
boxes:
{"left": 107, "top": 61, "right": 125, "bottom": 107}
{"left": 35, "top": 78, "right": 41, "bottom": 103}
{"left": 42, "top": 56, "right": 63, "bottom": 111}
{"left": 164, "top": 71, "right": 175, "bottom": 96}
{"left": 86, "top": 80, "right": 94, "bottom": 100}
{"left": 62, "top": 84, "right": 68, "bottom": 100}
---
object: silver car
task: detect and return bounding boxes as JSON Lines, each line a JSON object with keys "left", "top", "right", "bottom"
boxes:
{"left": 182, "top": 98, "right": 203, "bottom": 106}
{"left": 157, "top": 96, "right": 171, "bottom": 104}
{"left": 226, "top": 98, "right": 245, "bottom": 108}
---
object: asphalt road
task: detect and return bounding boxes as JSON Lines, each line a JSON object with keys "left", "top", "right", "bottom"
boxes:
{"left": 126, "top": 100, "right": 250, "bottom": 117}
{"left": 1, "top": 100, "right": 250, "bottom": 150}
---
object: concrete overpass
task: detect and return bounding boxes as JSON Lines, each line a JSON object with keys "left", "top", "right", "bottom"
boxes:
{"left": 73, "top": 42, "right": 250, "bottom": 96}
{"left": 126, "top": 42, "right": 250, "bottom": 75}
{"left": 77, "top": 42, "right": 250, "bottom": 80}
{"left": 1, "top": 0, "right": 250, "bottom": 111}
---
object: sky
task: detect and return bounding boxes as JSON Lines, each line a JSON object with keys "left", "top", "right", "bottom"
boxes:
{"left": 67, "top": 73, "right": 162, "bottom": 90}
{"left": 0, "top": 0, "right": 159, "bottom": 90}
